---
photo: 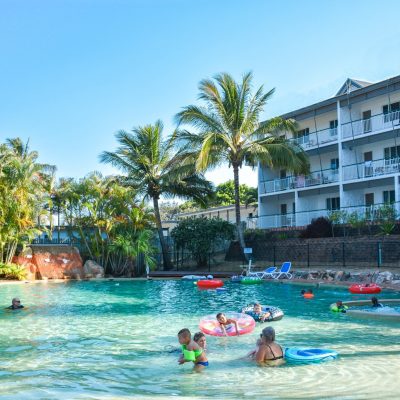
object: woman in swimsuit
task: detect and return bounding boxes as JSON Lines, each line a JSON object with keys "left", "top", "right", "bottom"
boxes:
{"left": 254, "top": 326, "right": 285, "bottom": 366}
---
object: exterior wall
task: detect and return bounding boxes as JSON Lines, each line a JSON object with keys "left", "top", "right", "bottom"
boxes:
{"left": 258, "top": 76, "right": 400, "bottom": 229}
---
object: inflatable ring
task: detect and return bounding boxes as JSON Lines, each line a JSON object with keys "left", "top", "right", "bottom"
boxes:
{"left": 182, "top": 275, "right": 206, "bottom": 281}
{"left": 285, "top": 347, "right": 338, "bottom": 363}
{"left": 240, "top": 277, "right": 263, "bottom": 284}
{"left": 241, "top": 305, "right": 284, "bottom": 322}
{"left": 199, "top": 312, "right": 255, "bottom": 336}
{"left": 349, "top": 284, "right": 381, "bottom": 294}
{"left": 197, "top": 279, "right": 224, "bottom": 289}
{"left": 303, "top": 293, "right": 314, "bottom": 299}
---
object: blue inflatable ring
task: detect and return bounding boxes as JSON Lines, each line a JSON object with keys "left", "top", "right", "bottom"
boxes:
{"left": 285, "top": 347, "right": 338, "bottom": 363}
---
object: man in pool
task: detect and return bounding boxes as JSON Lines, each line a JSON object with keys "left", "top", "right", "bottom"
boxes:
{"left": 177, "top": 328, "right": 208, "bottom": 370}
{"left": 6, "top": 297, "right": 24, "bottom": 310}
{"left": 371, "top": 297, "right": 383, "bottom": 308}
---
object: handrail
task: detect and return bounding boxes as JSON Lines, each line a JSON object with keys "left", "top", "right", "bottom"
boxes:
{"left": 260, "top": 166, "right": 339, "bottom": 184}
{"left": 342, "top": 156, "right": 400, "bottom": 168}
{"left": 341, "top": 109, "right": 400, "bottom": 126}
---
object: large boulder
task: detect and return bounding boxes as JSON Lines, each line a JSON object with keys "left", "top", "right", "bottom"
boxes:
{"left": 30, "top": 245, "right": 83, "bottom": 279}
{"left": 12, "top": 255, "right": 37, "bottom": 280}
{"left": 83, "top": 260, "right": 105, "bottom": 278}
{"left": 374, "top": 271, "right": 394, "bottom": 285}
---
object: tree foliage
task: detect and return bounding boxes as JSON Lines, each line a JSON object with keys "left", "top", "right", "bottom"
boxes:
{"left": 171, "top": 217, "right": 235, "bottom": 267}
{"left": 175, "top": 72, "right": 309, "bottom": 257}
{"left": 211, "top": 180, "right": 257, "bottom": 207}
{"left": 100, "top": 120, "right": 213, "bottom": 270}
{"left": 0, "top": 138, "right": 54, "bottom": 264}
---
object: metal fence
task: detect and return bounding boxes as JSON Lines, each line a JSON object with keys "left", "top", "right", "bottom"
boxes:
{"left": 248, "top": 240, "right": 400, "bottom": 269}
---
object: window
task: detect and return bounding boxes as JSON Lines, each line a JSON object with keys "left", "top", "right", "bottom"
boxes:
{"left": 384, "top": 146, "right": 400, "bottom": 160}
{"left": 280, "top": 204, "right": 287, "bottom": 215}
{"left": 330, "top": 158, "right": 339, "bottom": 170}
{"left": 296, "top": 128, "right": 310, "bottom": 144}
{"left": 329, "top": 120, "right": 338, "bottom": 136}
{"left": 326, "top": 197, "right": 340, "bottom": 211}
{"left": 365, "top": 193, "right": 374, "bottom": 207}
{"left": 383, "top": 102, "right": 400, "bottom": 123}
{"left": 362, "top": 110, "right": 371, "bottom": 133}
{"left": 383, "top": 190, "right": 395, "bottom": 204}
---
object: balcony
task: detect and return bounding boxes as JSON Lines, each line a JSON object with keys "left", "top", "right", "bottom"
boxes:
{"left": 256, "top": 202, "right": 400, "bottom": 229}
{"left": 292, "top": 126, "right": 338, "bottom": 149}
{"left": 260, "top": 168, "right": 339, "bottom": 195}
{"left": 342, "top": 157, "right": 400, "bottom": 181}
{"left": 341, "top": 110, "right": 400, "bottom": 140}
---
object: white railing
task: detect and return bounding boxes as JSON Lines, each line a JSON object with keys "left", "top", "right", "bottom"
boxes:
{"left": 342, "top": 158, "right": 400, "bottom": 181}
{"left": 341, "top": 110, "right": 400, "bottom": 140}
{"left": 257, "top": 203, "right": 400, "bottom": 229}
{"left": 292, "top": 126, "right": 338, "bottom": 149}
{"left": 260, "top": 168, "right": 339, "bottom": 195}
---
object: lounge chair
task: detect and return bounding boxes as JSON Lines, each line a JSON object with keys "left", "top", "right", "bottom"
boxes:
{"left": 248, "top": 266, "right": 277, "bottom": 279}
{"left": 272, "top": 262, "right": 292, "bottom": 279}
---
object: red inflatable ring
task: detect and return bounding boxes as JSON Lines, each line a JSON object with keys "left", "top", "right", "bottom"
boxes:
{"left": 197, "top": 279, "right": 224, "bottom": 289}
{"left": 349, "top": 284, "right": 381, "bottom": 294}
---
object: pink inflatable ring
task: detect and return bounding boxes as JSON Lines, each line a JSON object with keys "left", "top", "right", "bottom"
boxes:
{"left": 199, "top": 312, "right": 255, "bottom": 336}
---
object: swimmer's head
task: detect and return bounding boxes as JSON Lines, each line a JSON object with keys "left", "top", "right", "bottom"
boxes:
{"left": 336, "top": 300, "right": 343, "bottom": 306}
{"left": 253, "top": 303, "right": 262, "bottom": 313}
{"left": 193, "top": 332, "right": 206, "bottom": 349}
{"left": 178, "top": 328, "right": 191, "bottom": 345}
{"left": 371, "top": 297, "right": 379, "bottom": 306}
{"left": 301, "top": 290, "right": 306, "bottom": 295}
{"left": 260, "top": 326, "right": 276, "bottom": 344}
{"left": 216, "top": 313, "right": 227, "bottom": 323}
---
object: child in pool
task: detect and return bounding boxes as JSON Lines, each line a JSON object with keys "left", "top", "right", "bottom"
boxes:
{"left": 252, "top": 303, "right": 271, "bottom": 322}
{"left": 193, "top": 332, "right": 207, "bottom": 350}
{"left": 177, "top": 328, "right": 208, "bottom": 370}
{"left": 216, "top": 313, "right": 240, "bottom": 336}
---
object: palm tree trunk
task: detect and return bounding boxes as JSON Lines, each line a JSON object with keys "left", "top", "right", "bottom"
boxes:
{"left": 152, "top": 197, "right": 173, "bottom": 270}
{"left": 233, "top": 164, "right": 247, "bottom": 260}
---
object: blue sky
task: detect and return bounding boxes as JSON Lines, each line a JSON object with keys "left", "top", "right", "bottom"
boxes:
{"left": 1, "top": 0, "right": 400, "bottom": 188}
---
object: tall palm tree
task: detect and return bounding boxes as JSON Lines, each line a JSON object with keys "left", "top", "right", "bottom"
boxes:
{"left": 175, "top": 72, "right": 309, "bottom": 257}
{"left": 100, "top": 120, "right": 213, "bottom": 270}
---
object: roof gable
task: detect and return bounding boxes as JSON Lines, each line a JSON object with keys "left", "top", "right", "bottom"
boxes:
{"left": 336, "top": 78, "right": 372, "bottom": 96}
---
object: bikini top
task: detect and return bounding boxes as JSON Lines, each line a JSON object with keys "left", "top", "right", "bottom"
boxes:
{"left": 265, "top": 344, "right": 284, "bottom": 361}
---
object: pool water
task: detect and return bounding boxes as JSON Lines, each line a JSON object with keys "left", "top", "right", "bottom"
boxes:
{"left": 0, "top": 280, "right": 400, "bottom": 399}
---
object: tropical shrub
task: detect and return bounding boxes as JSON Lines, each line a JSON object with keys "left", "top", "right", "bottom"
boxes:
{"left": 0, "top": 263, "right": 27, "bottom": 280}
{"left": 171, "top": 217, "right": 235, "bottom": 267}
{"left": 300, "top": 217, "right": 332, "bottom": 238}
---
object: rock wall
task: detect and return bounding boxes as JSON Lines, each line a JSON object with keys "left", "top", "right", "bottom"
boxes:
{"left": 14, "top": 245, "right": 84, "bottom": 280}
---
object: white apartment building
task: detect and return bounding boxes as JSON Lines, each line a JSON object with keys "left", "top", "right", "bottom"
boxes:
{"left": 258, "top": 75, "right": 400, "bottom": 229}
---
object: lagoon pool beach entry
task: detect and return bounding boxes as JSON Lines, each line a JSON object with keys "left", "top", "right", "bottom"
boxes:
{"left": 1, "top": 280, "right": 400, "bottom": 399}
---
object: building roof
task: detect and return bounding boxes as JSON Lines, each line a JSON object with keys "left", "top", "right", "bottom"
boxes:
{"left": 335, "top": 78, "right": 373, "bottom": 96}
{"left": 279, "top": 74, "right": 400, "bottom": 120}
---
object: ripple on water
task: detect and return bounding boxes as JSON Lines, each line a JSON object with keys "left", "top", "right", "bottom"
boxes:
{"left": 0, "top": 280, "right": 400, "bottom": 399}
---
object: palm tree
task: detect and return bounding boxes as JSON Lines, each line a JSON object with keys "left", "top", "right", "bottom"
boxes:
{"left": 175, "top": 72, "right": 309, "bottom": 258}
{"left": 100, "top": 120, "right": 213, "bottom": 270}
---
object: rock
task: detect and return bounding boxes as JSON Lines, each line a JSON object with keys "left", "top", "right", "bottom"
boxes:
{"left": 334, "top": 271, "right": 344, "bottom": 281}
{"left": 12, "top": 255, "right": 37, "bottom": 280}
{"left": 83, "top": 260, "right": 105, "bottom": 278}
{"left": 375, "top": 271, "right": 394, "bottom": 285}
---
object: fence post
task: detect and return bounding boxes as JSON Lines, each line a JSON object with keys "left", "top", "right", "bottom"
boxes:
{"left": 377, "top": 242, "right": 382, "bottom": 269}
{"left": 273, "top": 246, "right": 276, "bottom": 267}
{"left": 307, "top": 243, "right": 310, "bottom": 268}
{"left": 342, "top": 242, "right": 346, "bottom": 268}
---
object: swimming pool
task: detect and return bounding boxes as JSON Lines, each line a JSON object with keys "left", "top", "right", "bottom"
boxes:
{"left": 0, "top": 280, "right": 399, "bottom": 399}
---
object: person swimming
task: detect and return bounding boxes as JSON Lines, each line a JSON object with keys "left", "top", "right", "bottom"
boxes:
{"left": 371, "top": 297, "right": 383, "bottom": 308}
{"left": 193, "top": 332, "right": 207, "bottom": 350}
{"left": 177, "top": 328, "right": 208, "bottom": 370}
{"left": 331, "top": 300, "right": 348, "bottom": 313}
{"left": 254, "top": 326, "right": 285, "bottom": 366}
{"left": 6, "top": 297, "right": 24, "bottom": 310}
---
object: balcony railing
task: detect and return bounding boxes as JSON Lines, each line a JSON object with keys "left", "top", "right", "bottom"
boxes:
{"left": 342, "top": 157, "right": 400, "bottom": 181}
{"left": 292, "top": 126, "right": 338, "bottom": 149}
{"left": 341, "top": 110, "right": 400, "bottom": 140}
{"left": 260, "top": 168, "right": 339, "bottom": 194}
{"left": 255, "top": 202, "right": 400, "bottom": 229}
